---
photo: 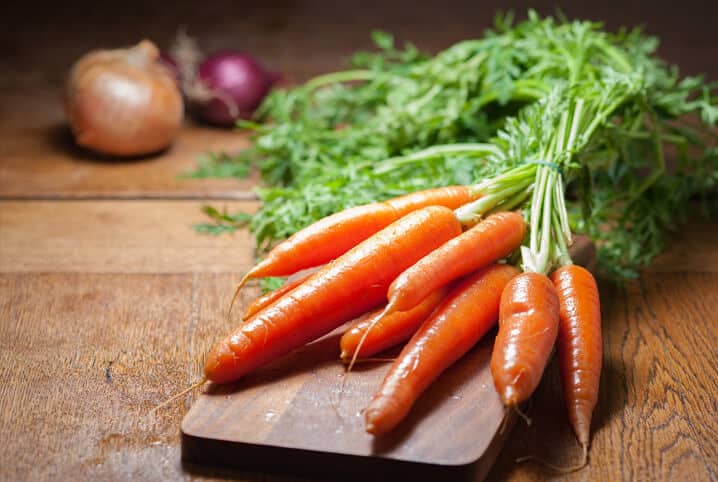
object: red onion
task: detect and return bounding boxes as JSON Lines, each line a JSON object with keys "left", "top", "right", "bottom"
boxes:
{"left": 193, "top": 52, "right": 273, "bottom": 126}
{"left": 169, "top": 31, "right": 277, "bottom": 127}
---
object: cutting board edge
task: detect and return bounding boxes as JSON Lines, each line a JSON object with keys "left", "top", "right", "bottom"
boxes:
{"left": 181, "top": 413, "right": 517, "bottom": 482}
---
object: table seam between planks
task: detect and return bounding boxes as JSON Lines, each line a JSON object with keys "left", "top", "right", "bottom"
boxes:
{"left": 0, "top": 193, "right": 260, "bottom": 201}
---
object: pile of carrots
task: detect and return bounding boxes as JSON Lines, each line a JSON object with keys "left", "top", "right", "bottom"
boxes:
{"left": 185, "top": 14, "right": 718, "bottom": 472}
{"left": 202, "top": 184, "right": 602, "bottom": 461}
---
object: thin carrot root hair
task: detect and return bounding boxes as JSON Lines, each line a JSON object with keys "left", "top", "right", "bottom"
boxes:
{"left": 498, "top": 406, "right": 511, "bottom": 435}
{"left": 516, "top": 442, "right": 588, "bottom": 473}
{"left": 342, "top": 357, "right": 396, "bottom": 365}
{"left": 512, "top": 402, "right": 533, "bottom": 426}
{"left": 346, "top": 305, "right": 391, "bottom": 373}
{"left": 150, "top": 377, "right": 208, "bottom": 414}
{"left": 227, "top": 273, "right": 251, "bottom": 319}
{"left": 336, "top": 306, "right": 393, "bottom": 411}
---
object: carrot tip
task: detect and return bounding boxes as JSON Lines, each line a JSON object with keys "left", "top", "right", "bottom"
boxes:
{"left": 515, "top": 439, "right": 589, "bottom": 473}
{"left": 227, "top": 272, "right": 252, "bottom": 319}
{"left": 149, "top": 377, "right": 208, "bottom": 414}
{"left": 515, "top": 450, "right": 589, "bottom": 473}
{"left": 383, "top": 300, "right": 398, "bottom": 317}
{"left": 346, "top": 305, "right": 391, "bottom": 373}
{"left": 511, "top": 402, "right": 532, "bottom": 426}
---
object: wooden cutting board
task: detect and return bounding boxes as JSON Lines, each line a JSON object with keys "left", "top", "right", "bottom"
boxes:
{"left": 181, "top": 237, "right": 596, "bottom": 481}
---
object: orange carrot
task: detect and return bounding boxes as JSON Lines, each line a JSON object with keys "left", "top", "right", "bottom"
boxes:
{"left": 339, "top": 286, "right": 449, "bottom": 362}
{"left": 228, "top": 186, "right": 478, "bottom": 313}
{"left": 205, "top": 206, "right": 463, "bottom": 384}
{"left": 490, "top": 272, "right": 560, "bottom": 406}
{"left": 242, "top": 274, "right": 311, "bottom": 321}
{"left": 246, "top": 186, "right": 475, "bottom": 281}
{"left": 365, "top": 264, "right": 520, "bottom": 435}
{"left": 385, "top": 186, "right": 475, "bottom": 217}
{"left": 551, "top": 265, "right": 602, "bottom": 449}
{"left": 385, "top": 211, "right": 526, "bottom": 314}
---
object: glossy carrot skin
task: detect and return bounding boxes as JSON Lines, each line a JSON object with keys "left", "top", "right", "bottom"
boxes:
{"left": 551, "top": 265, "right": 602, "bottom": 446}
{"left": 205, "top": 206, "right": 463, "bottom": 384}
{"left": 242, "top": 274, "right": 311, "bottom": 321}
{"left": 490, "top": 272, "right": 560, "bottom": 406}
{"left": 386, "top": 211, "right": 526, "bottom": 314}
{"left": 339, "top": 286, "right": 449, "bottom": 362}
{"left": 365, "top": 264, "right": 520, "bottom": 435}
{"left": 385, "top": 186, "right": 475, "bottom": 218}
{"left": 247, "top": 186, "right": 475, "bottom": 279}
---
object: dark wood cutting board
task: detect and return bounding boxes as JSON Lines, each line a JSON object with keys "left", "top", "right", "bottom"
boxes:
{"left": 181, "top": 237, "right": 596, "bottom": 481}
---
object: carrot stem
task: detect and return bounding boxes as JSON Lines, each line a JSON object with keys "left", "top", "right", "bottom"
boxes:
{"left": 302, "top": 69, "right": 376, "bottom": 92}
{"left": 373, "top": 143, "right": 501, "bottom": 175}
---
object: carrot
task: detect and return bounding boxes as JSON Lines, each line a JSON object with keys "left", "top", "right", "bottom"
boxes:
{"left": 490, "top": 272, "right": 559, "bottom": 406}
{"left": 551, "top": 265, "right": 602, "bottom": 449}
{"left": 385, "top": 185, "right": 475, "bottom": 217}
{"left": 205, "top": 206, "right": 463, "bottom": 384}
{"left": 365, "top": 264, "right": 520, "bottom": 435}
{"left": 339, "top": 286, "right": 449, "bottom": 362}
{"left": 244, "top": 186, "right": 475, "bottom": 280}
{"left": 228, "top": 186, "right": 477, "bottom": 314}
{"left": 384, "top": 211, "right": 526, "bottom": 314}
{"left": 242, "top": 274, "right": 311, "bottom": 321}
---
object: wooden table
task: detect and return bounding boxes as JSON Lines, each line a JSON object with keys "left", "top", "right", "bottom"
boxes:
{"left": 1, "top": 2, "right": 717, "bottom": 480}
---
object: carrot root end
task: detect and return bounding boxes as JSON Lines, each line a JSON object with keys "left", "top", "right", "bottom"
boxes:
{"left": 515, "top": 441, "right": 590, "bottom": 473}
{"left": 150, "top": 377, "right": 208, "bottom": 414}
{"left": 227, "top": 273, "right": 252, "bottom": 319}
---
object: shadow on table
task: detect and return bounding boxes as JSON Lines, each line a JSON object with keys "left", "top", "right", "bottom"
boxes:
{"left": 45, "top": 123, "right": 169, "bottom": 163}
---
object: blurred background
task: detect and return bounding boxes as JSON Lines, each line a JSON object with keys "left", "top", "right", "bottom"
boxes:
{"left": 3, "top": 0, "right": 717, "bottom": 89}
{"left": 3, "top": 0, "right": 715, "bottom": 195}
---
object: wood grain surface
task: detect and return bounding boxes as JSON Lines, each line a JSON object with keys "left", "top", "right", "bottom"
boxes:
{"left": 1, "top": 1, "right": 717, "bottom": 481}
{"left": 1, "top": 225, "right": 716, "bottom": 481}
{"left": 0, "top": 200, "right": 258, "bottom": 273}
{"left": 0, "top": 272, "right": 255, "bottom": 481}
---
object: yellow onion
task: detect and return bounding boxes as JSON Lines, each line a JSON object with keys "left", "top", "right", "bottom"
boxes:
{"left": 65, "top": 40, "right": 184, "bottom": 157}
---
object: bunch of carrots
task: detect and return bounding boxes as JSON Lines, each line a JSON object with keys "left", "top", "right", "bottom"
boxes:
{"left": 186, "top": 11, "right": 717, "bottom": 470}
{"left": 203, "top": 179, "right": 600, "bottom": 460}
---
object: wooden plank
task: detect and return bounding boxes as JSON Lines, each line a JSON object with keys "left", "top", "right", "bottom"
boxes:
{"left": 0, "top": 272, "right": 253, "bottom": 481}
{"left": 0, "top": 88, "right": 257, "bottom": 200}
{"left": 487, "top": 274, "right": 718, "bottom": 481}
{"left": 0, "top": 200, "right": 259, "bottom": 274}
{"left": 2, "top": 199, "right": 711, "bottom": 275}
{"left": 646, "top": 221, "right": 718, "bottom": 273}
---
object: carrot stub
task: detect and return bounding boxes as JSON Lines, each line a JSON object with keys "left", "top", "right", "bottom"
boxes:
{"left": 551, "top": 265, "right": 602, "bottom": 448}
{"left": 205, "top": 206, "right": 463, "bottom": 384}
{"left": 490, "top": 272, "right": 560, "bottom": 406}
{"left": 365, "top": 263, "right": 520, "bottom": 435}
{"left": 385, "top": 211, "right": 526, "bottom": 314}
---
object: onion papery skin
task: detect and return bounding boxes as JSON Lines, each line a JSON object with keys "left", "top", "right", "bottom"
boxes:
{"left": 65, "top": 40, "right": 184, "bottom": 157}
